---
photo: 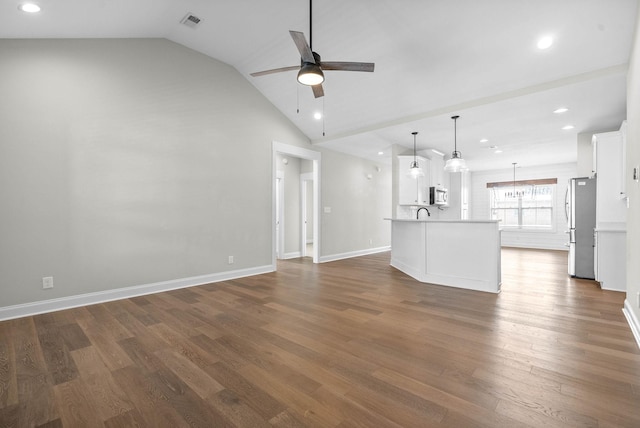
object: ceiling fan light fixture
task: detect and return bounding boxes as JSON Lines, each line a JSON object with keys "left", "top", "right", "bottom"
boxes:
{"left": 297, "top": 63, "right": 324, "bottom": 86}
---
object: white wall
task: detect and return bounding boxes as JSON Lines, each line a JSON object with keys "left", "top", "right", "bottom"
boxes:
{"left": 470, "top": 163, "right": 577, "bottom": 250}
{"left": 625, "top": 7, "right": 640, "bottom": 345}
{"left": 0, "top": 38, "right": 391, "bottom": 313}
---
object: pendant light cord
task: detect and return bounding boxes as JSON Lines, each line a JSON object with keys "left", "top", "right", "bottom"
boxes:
{"left": 452, "top": 115, "right": 460, "bottom": 155}
{"left": 513, "top": 162, "right": 517, "bottom": 197}
{"left": 412, "top": 132, "right": 418, "bottom": 162}
{"left": 322, "top": 96, "right": 325, "bottom": 137}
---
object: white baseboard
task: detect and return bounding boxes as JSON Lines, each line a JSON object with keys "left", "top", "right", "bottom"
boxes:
{"left": 623, "top": 299, "right": 640, "bottom": 350}
{"left": 501, "top": 243, "right": 569, "bottom": 251}
{"left": 319, "top": 246, "right": 390, "bottom": 263}
{"left": 283, "top": 251, "right": 302, "bottom": 259}
{"left": 600, "top": 283, "right": 626, "bottom": 292}
{"left": 0, "top": 264, "right": 275, "bottom": 322}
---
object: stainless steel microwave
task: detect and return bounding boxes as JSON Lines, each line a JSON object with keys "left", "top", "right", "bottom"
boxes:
{"left": 429, "top": 186, "right": 448, "bottom": 206}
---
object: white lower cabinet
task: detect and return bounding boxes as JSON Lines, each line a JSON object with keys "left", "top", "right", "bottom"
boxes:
{"left": 594, "top": 229, "right": 626, "bottom": 292}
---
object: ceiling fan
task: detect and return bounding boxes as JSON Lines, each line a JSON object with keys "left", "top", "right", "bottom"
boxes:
{"left": 250, "top": 0, "right": 375, "bottom": 98}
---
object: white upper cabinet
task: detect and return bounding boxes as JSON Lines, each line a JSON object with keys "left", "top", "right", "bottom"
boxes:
{"left": 398, "top": 155, "right": 430, "bottom": 205}
{"left": 592, "top": 127, "right": 627, "bottom": 227}
{"left": 429, "top": 155, "right": 446, "bottom": 189}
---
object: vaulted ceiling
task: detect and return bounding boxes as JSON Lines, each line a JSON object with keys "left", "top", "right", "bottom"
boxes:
{"left": 2, "top": 0, "right": 637, "bottom": 170}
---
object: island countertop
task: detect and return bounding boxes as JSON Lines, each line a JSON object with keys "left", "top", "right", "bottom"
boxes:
{"left": 386, "top": 218, "right": 502, "bottom": 293}
{"left": 384, "top": 218, "right": 500, "bottom": 224}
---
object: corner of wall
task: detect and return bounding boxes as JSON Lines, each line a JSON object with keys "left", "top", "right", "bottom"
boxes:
{"left": 623, "top": 299, "right": 640, "bottom": 350}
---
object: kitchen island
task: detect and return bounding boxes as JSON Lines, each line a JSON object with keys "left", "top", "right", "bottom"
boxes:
{"left": 385, "top": 219, "right": 502, "bottom": 293}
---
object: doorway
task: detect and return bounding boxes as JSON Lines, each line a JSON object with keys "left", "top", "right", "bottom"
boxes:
{"left": 272, "top": 142, "right": 321, "bottom": 266}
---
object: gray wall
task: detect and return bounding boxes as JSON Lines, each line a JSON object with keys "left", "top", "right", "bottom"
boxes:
{"left": 320, "top": 150, "right": 391, "bottom": 256}
{"left": 626, "top": 7, "right": 640, "bottom": 332}
{"left": 0, "top": 38, "right": 391, "bottom": 309}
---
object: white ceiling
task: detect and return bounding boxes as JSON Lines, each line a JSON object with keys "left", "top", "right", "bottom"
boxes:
{"left": 2, "top": 0, "right": 637, "bottom": 170}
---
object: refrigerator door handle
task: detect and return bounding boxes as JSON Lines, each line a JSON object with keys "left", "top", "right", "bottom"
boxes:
{"left": 569, "top": 228, "right": 576, "bottom": 243}
{"left": 564, "top": 186, "right": 569, "bottom": 223}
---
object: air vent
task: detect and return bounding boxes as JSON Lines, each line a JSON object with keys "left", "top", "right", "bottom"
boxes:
{"left": 181, "top": 13, "right": 202, "bottom": 29}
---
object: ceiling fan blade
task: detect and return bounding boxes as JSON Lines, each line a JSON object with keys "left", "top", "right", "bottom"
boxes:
{"left": 312, "top": 84, "right": 324, "bottom": 98}
{"left": 321, "top": 62, "right": 375, "bottom": 72}
{"left": 250, "top": 66, "right": 299, "bottom": 77}
{"left": 289, "top": 30, "right": 315, "bottom": 64}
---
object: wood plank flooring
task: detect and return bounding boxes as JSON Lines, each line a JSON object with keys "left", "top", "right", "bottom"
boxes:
{"left": 1, "top": 248, "right": 639, "bottom": 427}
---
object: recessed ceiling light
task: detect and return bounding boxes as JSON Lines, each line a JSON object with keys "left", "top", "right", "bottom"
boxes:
{"left": 537, "top": 35, "right": 554, "bottom": 50}
{"left": 313, "top": 112, "right": 322, "bottom": 120}
{"left": 562, "top": 125, "right": 575, "bottom": 130}
{"left": 480, "top": 138, "right": 489, "bottom": 143}
{"left": 377, "top": 151, "right": 384, "bottom": 156}
{"left": 554, "top": 107, "right": 569, "bottom": 114}
{"left": 495, "top": 150, "right": 503, "bottom": 154}
{"left": 19, "top": 3, "right": 40, "bottom": 13}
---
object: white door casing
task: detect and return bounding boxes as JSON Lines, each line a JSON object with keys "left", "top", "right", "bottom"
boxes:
{"left": 272, "top": 142, "right": 321, "bottom": 266}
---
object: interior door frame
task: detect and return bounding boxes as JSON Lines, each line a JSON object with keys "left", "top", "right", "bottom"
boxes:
{"left": 300, "top": 172, "right": 314, "bottom": 257}
{"left": 272, "top": 141, "right": 321, "bottom": 266}
{"left": 275, "top": 170, "right": 285, "bottom": 259}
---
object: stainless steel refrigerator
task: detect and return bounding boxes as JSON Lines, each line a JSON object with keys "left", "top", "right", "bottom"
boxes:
{"left": 565, "top": 177, "right": 597, "bottom": 278}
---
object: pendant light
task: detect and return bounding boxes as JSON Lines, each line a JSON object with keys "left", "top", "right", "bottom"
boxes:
{"left": 444, "top": 115, "right": 468, "bottom": 172}
{"left": 509, "top": 162, "right": 523, "bottom": 199}
{"left": 408, "top": 131, "right": 424, "bottom": 178}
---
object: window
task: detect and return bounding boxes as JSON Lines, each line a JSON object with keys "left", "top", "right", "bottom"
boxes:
{"left": 487, "top": 178, "right": 556, "bottom": 230}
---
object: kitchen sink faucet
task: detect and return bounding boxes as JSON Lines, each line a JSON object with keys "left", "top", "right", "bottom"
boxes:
{"left": 417, "top": 207, "right": 430, "bottom": 218}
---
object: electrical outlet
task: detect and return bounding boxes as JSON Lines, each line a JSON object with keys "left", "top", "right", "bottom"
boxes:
{"left": 42, "top": 276, "right": 54, "bottom": 289}
{"left": 228, "top": 256, "right": 234, "bottom": 265}
{"left": 369, "top": 238, "right": 373, "bottom": 246}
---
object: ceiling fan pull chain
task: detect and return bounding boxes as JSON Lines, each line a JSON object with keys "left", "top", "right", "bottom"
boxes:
{"left": 322, "top": 95, "right": 325, "bottom": 137}
{"left": 297, "top": 84, "right": 300, "bottom": 114}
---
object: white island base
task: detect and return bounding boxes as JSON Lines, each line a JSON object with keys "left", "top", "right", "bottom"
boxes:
{"left": 386, "top": 219, "right": 502, "bottom": 293}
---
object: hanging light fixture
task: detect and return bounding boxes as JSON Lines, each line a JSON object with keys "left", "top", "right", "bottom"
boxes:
{"left": 408, "top": 131, "right": 424, "bottom": 178}
{"left": 509, "top": 162, "right": 524, "bottom": 199}
{"left": 444, "top": 115, "right": 468, "bottom": 172}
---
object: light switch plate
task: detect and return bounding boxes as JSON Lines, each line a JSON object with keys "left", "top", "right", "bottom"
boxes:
{"left": 42, "top": 276, "right": 54, "bottom": 289}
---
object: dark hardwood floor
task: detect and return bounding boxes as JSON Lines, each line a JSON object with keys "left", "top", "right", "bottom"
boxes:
{"left": 1, "top": 248, "right": 639, "bottom": 427}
